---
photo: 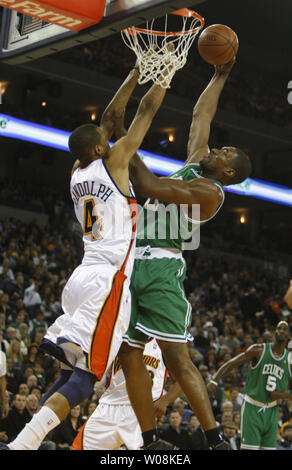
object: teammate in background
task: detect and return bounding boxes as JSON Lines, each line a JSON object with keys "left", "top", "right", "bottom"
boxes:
{"left": 284, "top": 280, "right": 292, "bottom": 309}
{"left": 207, "top": 321, "right": 292, "bottom": 450}
{"left": 71, "top": 339, "right": 182, "bottom": 450}
{"left": 116, "top": 58, "right": 251, "bottom": 450}
{"left": 0, "top": 62, "right": 177, "bottom": 451}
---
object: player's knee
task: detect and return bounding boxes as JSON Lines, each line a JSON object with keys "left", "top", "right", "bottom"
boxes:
{"left": 57, "top": 368, "right": 96, "bottom": 409}
{"left": 158, "top": 341, "right": 191, "bottom": 378}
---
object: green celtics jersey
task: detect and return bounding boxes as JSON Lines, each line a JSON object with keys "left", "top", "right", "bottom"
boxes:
{"left": 136, "top": 163, "right": 225, "bottom": 251}
{"left": 244, "top": 343, "right": 291, "bottom": 403}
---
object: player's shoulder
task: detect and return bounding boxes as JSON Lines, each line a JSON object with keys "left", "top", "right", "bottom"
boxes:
{"left": 245, "top": 343, "right": 265, "bottom": 356}
{"left": 188, "top": 177, "right": 224, "bottom": 203}
{"left": 71, "top": 158, "right": 101, "bottom": 178}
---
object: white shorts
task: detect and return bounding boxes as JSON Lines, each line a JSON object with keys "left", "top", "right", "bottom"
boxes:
{"left": 44, "top": 263, "right": 131, "bottom": 381}
{"left": 72, "top": 403, "right": 143, "bottom": 450}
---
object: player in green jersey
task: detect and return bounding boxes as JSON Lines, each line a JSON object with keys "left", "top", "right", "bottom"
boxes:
{"left": 207, "top": 321, "right": 292, "bottom": 450}
{"left": 114, "top": 59, "right": 251, "bottom": 450}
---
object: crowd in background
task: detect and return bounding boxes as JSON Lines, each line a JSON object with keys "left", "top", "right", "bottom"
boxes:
{"left": 0, "top": 180, "right": 291, "bottom": 450}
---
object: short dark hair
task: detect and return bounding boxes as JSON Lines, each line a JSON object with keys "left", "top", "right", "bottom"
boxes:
{"left": 68, "top": 124, "right": 101, "bottom": 162}
{"left": 228, "top": 149, "right": 251, "bottom": 185}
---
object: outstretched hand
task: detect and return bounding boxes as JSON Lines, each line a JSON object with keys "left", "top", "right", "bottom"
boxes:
{"left": 215, "top": 56, "right": 236, "bottom": 75}
{"left": 206, "top": 381, "right": 217, "bottom": 397}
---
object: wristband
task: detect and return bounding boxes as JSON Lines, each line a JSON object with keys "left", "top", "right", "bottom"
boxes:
{"left": 210, "top": 379, "right": 218, "bottom": 386}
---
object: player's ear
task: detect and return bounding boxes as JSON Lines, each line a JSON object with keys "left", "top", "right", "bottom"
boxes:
{"left": 223, "top": 167, "right": 235, "bottom": 180}
{"left": 95, "top": 144, "right": 104, "bottom": 156}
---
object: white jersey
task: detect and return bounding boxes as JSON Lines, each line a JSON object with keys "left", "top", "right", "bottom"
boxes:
{"left": 100, "top": 338, "right": 168, "bottom": 405}
{"left": 71, "top": 158, "right": 137, "bottom": 277}
{"left": 72, "top": 340, "right": 168, "bottom": 450}
{"left": 43, "top": 158, "right": 137, "bottom": 381}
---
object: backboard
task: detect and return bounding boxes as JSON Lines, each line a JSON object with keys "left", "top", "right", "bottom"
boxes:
{"left": 0, "top": 0, "right": 206, "bottom": 64}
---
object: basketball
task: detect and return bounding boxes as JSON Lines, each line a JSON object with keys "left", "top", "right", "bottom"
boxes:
{"left": 197, "top": 24, "right": 239, "bottom": 65}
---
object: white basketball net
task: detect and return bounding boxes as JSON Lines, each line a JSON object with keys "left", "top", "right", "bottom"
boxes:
{"left": 121, "top": 11, "right": 204, "bottom": 88}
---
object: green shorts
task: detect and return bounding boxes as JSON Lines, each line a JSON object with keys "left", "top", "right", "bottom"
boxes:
{"left": 124, "top": 255, "right": 193, "bottom": 349}
{"left": 240, "top": 400, "right": 278, "bottom": 450}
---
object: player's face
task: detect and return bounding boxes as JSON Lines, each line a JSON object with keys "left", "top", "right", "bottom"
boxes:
{"left": 275, "top": 322, "right": 290, "bottom": 343}
{"left": 200, "top": 146, "right": 236, "bottom": 170}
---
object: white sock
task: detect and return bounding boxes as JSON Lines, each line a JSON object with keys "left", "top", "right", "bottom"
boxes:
{"left": 8, "top": 406, "right": 60, "bottom": 450}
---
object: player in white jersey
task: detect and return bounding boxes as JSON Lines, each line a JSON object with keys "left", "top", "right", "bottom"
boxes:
{"left": 71, "top": 339, "right": 181, "bottom": 450}
{"left": 44, "top": 158, "right": 137, "bottom": 379}
{"left": 3, "top": 61, "right": 178, "bottom": 451}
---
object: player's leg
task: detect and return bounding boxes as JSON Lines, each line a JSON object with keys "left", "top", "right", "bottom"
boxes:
{"left": 259, "top": 406, "right": 278, "bottom": 450}
{"left": 157, "top": 340, "right": 218, "bottom": 431}
{"left": 240, "top": 401, "right": 262, "bottom": 450}
{"left": 8, "top": 363, "right": 95, "bottom": 450}
{"left": 72, "top": 403, "right": 123, "bottom": 450}
{"left": 118, "top": 341, "right": 156, "bottom": 433}
{"left": 117, "top": 405, "right": 144, "bottom": 450}
{"left": 125, "top": 256, "right": 226, "bottom": 448}
{"left": 119, "top": 273, "right": 164, "bottom": 448}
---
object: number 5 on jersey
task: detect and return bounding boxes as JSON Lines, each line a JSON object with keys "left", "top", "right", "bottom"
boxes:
{"left": 266, "top": 375, "right": 277, "bottom": 392}
{"left": 84, "top": 199, "right": 103, "bottom": 241}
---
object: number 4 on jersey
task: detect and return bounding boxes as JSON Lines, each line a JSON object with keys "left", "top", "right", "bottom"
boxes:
{"left": 84, "top": 199, "right": 103, "bottom": 240}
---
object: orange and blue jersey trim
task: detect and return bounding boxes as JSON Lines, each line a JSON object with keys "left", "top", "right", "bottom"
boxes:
{"left": 87, "top": 195, "right": 137, "bottom": 380}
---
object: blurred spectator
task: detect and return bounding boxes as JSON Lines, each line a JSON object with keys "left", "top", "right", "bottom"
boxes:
{"left": 18, "top": 383, "right": 29, "bottom": 397}
{"left": 52, "top": 405, "right": 84, "bottom": 450}
{"left": 187, "top": 414, "right": 209, "bottom": 450}
{"left": 23, "top": 343, "right": 39, "bottom": 368}
{"left": 280, "top": 412, "right": 292, "bottom": 435}
{"left": 276, "top": 425, "right": 292, "bottom": 450}
{"left": 6, "top": 339, "right": 23, "bottom": 374}
{"left": 26, "top": 393, "right": 39, "bottom": 417}
{"left": 0, "top": 347, "right": 8, "bottom": 419}
{"left": 159, "top": 410, "right": 190, "bottom": 450}
{"left": 30, "top": 386, "right": 42, "bottom": 402}
{"left": 172, "top": 398, "right": 193, "bottom": 425}
{"left": 221, "top": 420, "right": 241, "bottom": 450}
{"left": 26, "top": 374, "right": 38, "bottom": 391}
{"left": 230, "top": 387, "right": 244, "bottom": 412}
{"left": 81, "top": 399, "right": 97, "bottom": 423}
{"left": 23, "top": 282, "right": 42, "bottom": 312}
{"left": 0, "top": 393, "right": 31, "bottom": 442}
{"left": 18, "top": 323, "right": 31, "bottom": 353}
{"left": 28, "top": 310, "right": 48, "bottom": 339}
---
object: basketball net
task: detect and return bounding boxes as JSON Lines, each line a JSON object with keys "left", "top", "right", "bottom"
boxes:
{"left": 121, "top": 9, "right": 204, "bottom": 88}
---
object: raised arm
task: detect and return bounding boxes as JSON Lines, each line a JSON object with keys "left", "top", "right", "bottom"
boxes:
{"left": 70, "top": 65, "right": 140, "bottom": 175}
{"left": 112, "top": 94, "right": 223, "bottom": 220}
{"left": 284, "top": 280, "right": 292, "bottom": 309}
{"left": 206, "top": 344, "right": 263, "bottom": 397}
{"left": 186, "top": 59, "right": 235, "bottom": 164}
{"left": 107, "top": 74, "right": 170, "bottom": 170}
{"left": 99, "top": 66, "right": 140, "bottom": 141}
{"left": 129, "top": 154, "right": 222, "bottom": 219}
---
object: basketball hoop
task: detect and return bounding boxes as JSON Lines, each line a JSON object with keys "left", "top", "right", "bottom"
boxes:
{"left": 121, "top": 9, "right": 204, "bottom": 88}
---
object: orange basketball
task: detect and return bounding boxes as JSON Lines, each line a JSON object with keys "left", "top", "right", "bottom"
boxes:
{"left": 197, "top": 24, "right": 239, "bottom": 65}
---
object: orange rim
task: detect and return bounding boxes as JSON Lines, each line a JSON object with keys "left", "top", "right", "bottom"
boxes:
{"left": 122, "top": 9, "right": 204, "bottom": 37}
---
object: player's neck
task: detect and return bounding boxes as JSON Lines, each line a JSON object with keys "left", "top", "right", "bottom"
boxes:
{"left": 201, "top": 169, "right": 223, "bottom": 184}
{"left": 271, "top": 342, "right": 285, "bottom": 357}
